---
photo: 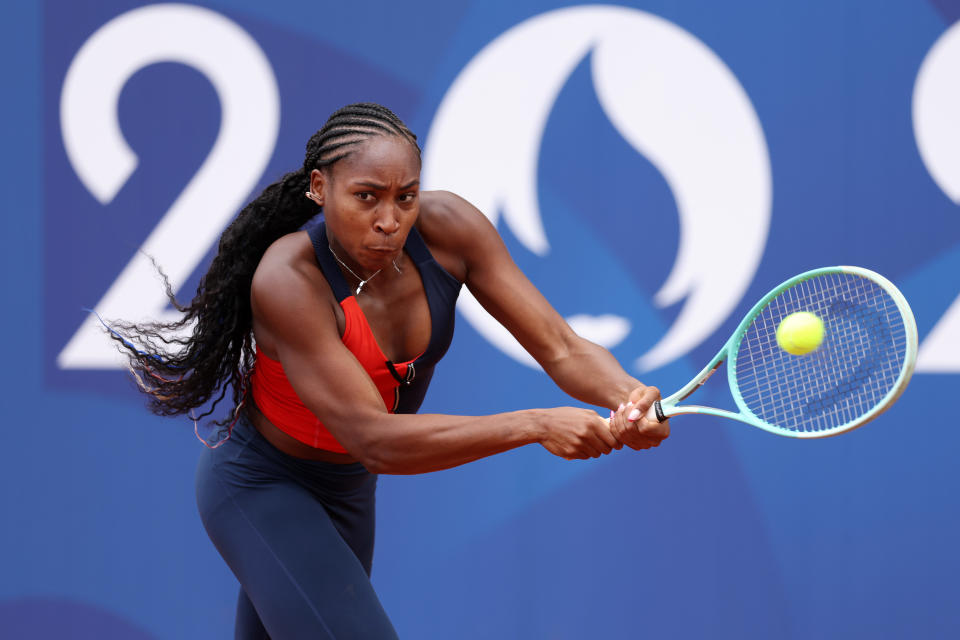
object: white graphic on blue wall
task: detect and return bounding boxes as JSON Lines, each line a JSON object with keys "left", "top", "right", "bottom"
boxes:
{"left": 913, "top": 19, "right": 960, "bottom": 373}
{"left": 423, "top": 4, "right": 772, "bottom": 372}
{"left": 58, "top": 3, "right": 279, "bottom": 368}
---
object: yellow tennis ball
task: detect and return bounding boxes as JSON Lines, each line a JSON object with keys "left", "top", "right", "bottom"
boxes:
{"left": 776, "top": 311, "right": 825, "bottom": 355}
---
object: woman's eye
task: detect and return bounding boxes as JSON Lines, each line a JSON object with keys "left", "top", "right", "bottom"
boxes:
{"left": 356, "top": 192, "right": 374, "bottom": 201}
{"left": 399, "top": 193, "right": 417, "bottom": 202}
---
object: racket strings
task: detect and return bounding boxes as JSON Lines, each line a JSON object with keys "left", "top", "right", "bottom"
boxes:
{"left": 733, "top": 272, "right": 909, "bottom": 434}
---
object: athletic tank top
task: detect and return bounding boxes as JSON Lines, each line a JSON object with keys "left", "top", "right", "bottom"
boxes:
{"left": 249, "top": 222, "right": 462, "bottom": 452}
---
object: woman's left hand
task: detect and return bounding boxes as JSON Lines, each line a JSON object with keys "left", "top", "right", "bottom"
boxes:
{"left": 608, "top": 385, "right": 670, "bottom": 450}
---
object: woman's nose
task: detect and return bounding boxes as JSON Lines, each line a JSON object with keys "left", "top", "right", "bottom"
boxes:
{"left": 374, "top": 205, "right": 401, "bottom": 234}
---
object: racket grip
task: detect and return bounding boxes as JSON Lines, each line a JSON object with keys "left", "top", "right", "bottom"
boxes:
{"left": 646, "top": 400, "right": 665, "bottom": 423}
{"left": 603, "top": 401, "right": 666, "bottom": 425}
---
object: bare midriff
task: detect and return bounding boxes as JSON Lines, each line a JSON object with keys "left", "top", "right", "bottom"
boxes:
{"left": 248, "top": 402, "right": 360, "bottom": 464}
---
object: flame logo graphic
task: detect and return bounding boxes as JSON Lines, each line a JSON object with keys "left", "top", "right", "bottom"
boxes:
{"left": 423, "top": 5, "right": 772, "bottom": 371}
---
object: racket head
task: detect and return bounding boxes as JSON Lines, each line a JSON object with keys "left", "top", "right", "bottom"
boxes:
{"left": 725, "top": 266, "right": 917, "bottom": 438}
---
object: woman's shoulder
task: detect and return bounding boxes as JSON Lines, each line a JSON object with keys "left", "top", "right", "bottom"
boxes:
{"left": 250, "top": 229, "right": 338, "bottom": 354}
{"left": 419, "top": 190, "right": 486, "bottom": 224}
{"left": 259, "top": 228, "right": 317, "bottom": 268}
{"left": 417, "top": 191, "right": 492, "bottom": 282}
{"left": 419, "top": 189, "right": 467, "bottom": 213}
{"left": 418, "top": 191, "right": 495, "bottom": 246}
{"left": 253, "top": 230, "right": 329, "bottom": 301}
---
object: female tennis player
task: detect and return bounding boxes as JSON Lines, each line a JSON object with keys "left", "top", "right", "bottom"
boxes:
{"left": 114, "top": 103, "right": 668, "bottom": 639}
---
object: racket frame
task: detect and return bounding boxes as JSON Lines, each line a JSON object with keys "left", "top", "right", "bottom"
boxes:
{"left": 650, "top": 266, "right": 918, "bottom": 438}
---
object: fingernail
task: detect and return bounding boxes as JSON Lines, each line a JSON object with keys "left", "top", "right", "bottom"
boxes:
{"left": 618, "top": 403, "right": 624, "bottom": 411}
{"left": 627, "top": 401, "right": 634, "bottom": 408}
{"left": 609, "top": 410, "right": 615, "bottom": 420}
{"left": 628, "top": 408, "right": 640, "bottom": 421}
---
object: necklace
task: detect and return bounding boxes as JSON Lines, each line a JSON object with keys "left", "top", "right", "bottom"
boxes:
{"left": 328, "top": 242, "right": 401, "bottom": 296}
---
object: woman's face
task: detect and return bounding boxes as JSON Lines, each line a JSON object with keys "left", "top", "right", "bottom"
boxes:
{"left": 311, "top": 135, "right": 421, "bottom": 272}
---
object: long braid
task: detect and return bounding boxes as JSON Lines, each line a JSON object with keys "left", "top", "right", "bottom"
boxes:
{"left": 110, "top": 103, "right": 419, "bottom": 430}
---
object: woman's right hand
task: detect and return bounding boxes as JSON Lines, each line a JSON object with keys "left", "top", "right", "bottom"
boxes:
{"left": 535, "top": 408, "right": 621, "bottom": 460}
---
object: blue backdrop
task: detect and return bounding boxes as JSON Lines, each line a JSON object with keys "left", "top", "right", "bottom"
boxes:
{"left": 3, "top": 1, "right": 960, "bottom": 638}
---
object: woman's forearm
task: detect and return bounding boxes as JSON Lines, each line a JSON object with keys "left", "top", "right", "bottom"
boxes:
{"left": 539, "top": 336, "right": 645, "bottom": 410}
{"left": 347, "top": 409, "right": 542, "bottom": 475}
{"left": 345, "top": 402, "right": 614, "bottom": 475}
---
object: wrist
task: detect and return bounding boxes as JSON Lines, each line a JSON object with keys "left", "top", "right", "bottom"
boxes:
{"left": 520, "top": 409, "right": 547, "bottom": 445}
{"left": 609, "top": 378, "right": 644, "bottom": 408}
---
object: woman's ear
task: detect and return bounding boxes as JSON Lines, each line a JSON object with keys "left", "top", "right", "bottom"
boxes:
{"left": 306, "top": 169, "right": 326, "bottom": 206}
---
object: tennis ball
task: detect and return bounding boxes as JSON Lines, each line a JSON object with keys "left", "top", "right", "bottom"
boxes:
{"left": 776, "top": 311, "right": 825, "bottom": 356}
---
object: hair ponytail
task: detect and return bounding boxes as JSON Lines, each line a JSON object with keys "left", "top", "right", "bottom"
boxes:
{"left": 111, "top": 102, "right": 420, "bottom": 429}
{"left": 110, "top": 166, "right": 317, "bottom": 426}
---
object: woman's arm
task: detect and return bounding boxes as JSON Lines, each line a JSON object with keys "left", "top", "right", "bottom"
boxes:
{"left": 418, "top": 191, "right": 669, "bottom": 451}
{"left": 250, "top": 233, "right": 618, "bottom": 474}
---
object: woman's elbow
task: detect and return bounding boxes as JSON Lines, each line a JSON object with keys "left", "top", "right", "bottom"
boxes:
{"left": 346, "top": 428, "right": 398, "bottom": 474}
{"left": 355, "top": 446, "right": 389, "bottom": 474}
{"left": 335, "top": 413, "right": 425, "bottom": 475}
{"left": 353, "top": 437, "right": 422, "bottom": 475}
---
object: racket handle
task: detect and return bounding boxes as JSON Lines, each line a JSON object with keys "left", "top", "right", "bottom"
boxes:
{"left": 602, "top": 401, "right": 666, "bottom": 425}
{"left": 646, "top": 400, "right": 665, "bottom": 423}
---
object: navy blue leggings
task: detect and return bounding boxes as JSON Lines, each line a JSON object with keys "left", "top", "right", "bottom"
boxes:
{"left": 195, "top": 412, "right": 399, "bottom": 639}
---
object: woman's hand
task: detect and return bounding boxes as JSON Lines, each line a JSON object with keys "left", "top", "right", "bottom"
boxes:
{"left": 609, "top": 385, "right": 670, "bottom": 450}
{"left": 536, "top": 408, "right": 622, "bottom": 460}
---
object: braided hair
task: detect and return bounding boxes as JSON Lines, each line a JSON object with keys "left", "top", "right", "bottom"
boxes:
{"left": 111, "top": 103, "right": 420, "bottom": 428}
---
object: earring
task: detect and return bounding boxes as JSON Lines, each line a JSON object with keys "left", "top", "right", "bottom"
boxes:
{"left": 305, "top": 191, "right": 321, "bottom": 204}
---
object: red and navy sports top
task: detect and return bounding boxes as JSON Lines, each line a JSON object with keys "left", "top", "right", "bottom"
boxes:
{"left": 249, "top": 222, "right": 462, "bottom": 452}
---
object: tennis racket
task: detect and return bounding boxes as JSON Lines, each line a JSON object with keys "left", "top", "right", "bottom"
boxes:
{"left": 624, "top": 266, "right": 917, "bottom": 438}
